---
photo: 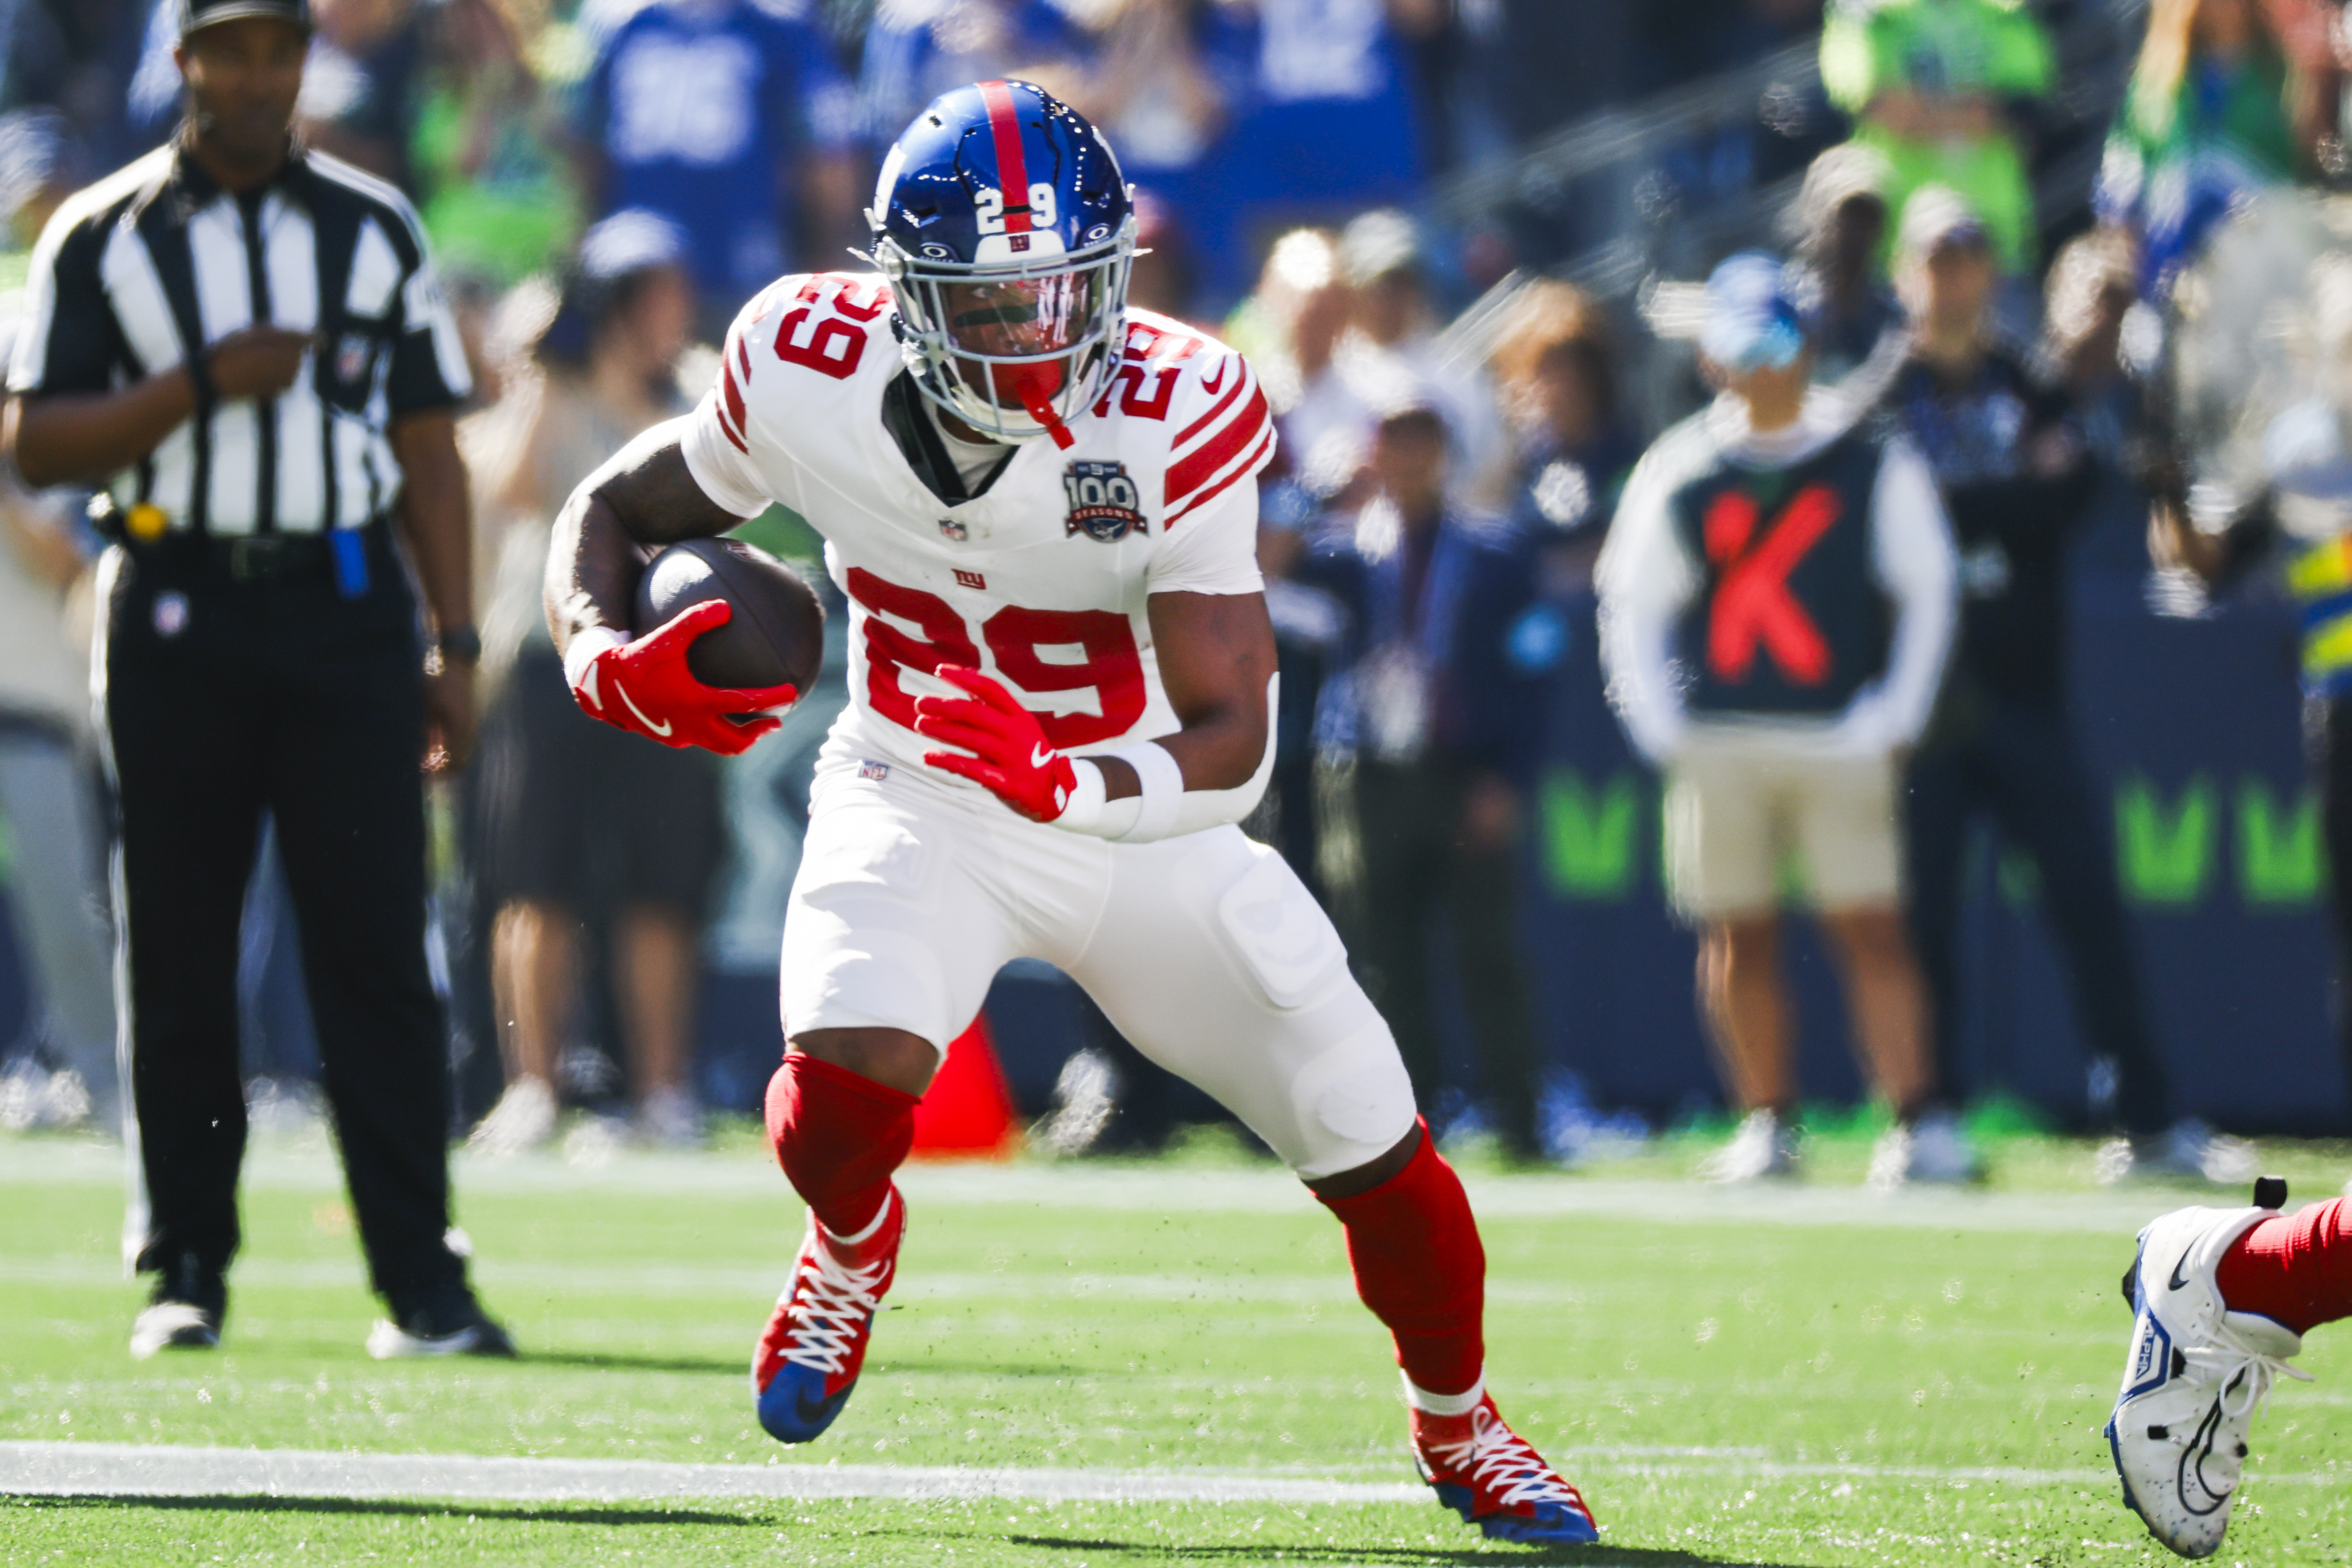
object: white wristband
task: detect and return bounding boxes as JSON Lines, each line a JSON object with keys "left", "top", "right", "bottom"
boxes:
{"left": 1110, "top": 740, "right": 1184, "bottom": 843}
{"left": 1056, "top": 757, "right": 1108, "bottom": 832}
{"left": 1054, "top": 758, "right": 1144, "bottom": 840}
{"left": 561, "top": 625, "right": 628, "bottom": 707}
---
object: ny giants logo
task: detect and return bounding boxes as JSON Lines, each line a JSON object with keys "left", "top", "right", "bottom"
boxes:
{"left": 1064, "top": 460, "right": 1144, "bottom": 542}
{"left": 1701, "top": 482, "right": 1843, "bottom": 685}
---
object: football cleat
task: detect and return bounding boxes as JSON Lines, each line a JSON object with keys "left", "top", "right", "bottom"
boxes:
{"left": 2106, "top": 1201, "right": 2312, "bottom": 1558}
{"left": 753, "top": 1186, "right": 905, "bottom": 1444}
{"left": 1411, "top": 1392, "right": 1600, "bottom": 1546}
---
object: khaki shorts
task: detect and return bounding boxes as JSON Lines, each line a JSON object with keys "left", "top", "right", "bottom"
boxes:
{"left": 1662, "top": 740, "right": 1903, "bottom": 919}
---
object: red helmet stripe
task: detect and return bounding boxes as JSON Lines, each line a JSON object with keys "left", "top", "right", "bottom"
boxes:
{"left": 976, "top": 79, "right": 1034, "bottom": 235}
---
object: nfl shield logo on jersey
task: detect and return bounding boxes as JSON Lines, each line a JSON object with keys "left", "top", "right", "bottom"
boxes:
{"left": 1064, "top": 460, "right": 1144, "bottom": 542}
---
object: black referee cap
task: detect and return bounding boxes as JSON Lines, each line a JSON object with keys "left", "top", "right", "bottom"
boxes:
{"left": 177, "top": 0, "right": 314, "bottom": 38}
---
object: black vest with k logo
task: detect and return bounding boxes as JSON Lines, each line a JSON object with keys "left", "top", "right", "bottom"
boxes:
{"left": 1667, "top": 427, "right": 1890, "bottom": 719}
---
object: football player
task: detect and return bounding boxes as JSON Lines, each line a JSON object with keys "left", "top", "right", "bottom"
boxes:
{"left": 543, "top": 80, "right": 1597, "bottom": 1548}
{"left": 2108, "top": 1186, "right": 2347, "bottom": 1558}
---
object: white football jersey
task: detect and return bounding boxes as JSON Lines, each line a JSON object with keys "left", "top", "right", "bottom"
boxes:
{"left": 681, "top": 271, "right": 1274, "bottom": 797}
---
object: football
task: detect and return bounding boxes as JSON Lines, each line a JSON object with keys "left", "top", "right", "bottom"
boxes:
{"left": 632, "top": 537, "right": 824, "bottom": 698}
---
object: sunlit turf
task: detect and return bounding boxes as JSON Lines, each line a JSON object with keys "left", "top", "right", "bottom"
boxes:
{"left": 3, "top": 1124, "right": 2351, "bottom": 1566}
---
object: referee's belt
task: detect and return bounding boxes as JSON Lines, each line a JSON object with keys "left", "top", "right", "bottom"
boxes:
{"left": 124, "top": 521, "right": 388, "bottom": 586}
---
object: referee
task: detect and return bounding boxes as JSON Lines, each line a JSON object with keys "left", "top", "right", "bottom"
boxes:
{"left": 2, "top": 0, "right": 511, "bottom": 1359}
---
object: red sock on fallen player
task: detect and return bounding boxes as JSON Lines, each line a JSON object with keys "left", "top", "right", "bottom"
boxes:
{"left": 2215, "top": 1198, "right": 2352, "bottom": 1336}
{"left": 1314, "top": 1120, "right": 1486, "bottom": 1399}
{"left": 766, "top": 1052, "right": 919, "bottom": 1239}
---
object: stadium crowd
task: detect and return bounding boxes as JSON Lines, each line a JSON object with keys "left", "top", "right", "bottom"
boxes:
{"left": 2, "top": 0, "right": 2352, "bottom": 1188}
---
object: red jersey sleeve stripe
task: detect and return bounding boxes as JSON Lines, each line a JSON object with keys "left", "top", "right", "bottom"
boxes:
{"left": 1164, "top": 385, "right": 1269, "bottom": 507}
{"left": 1164, "top": 426, "right": 1273, "bottom": 528}
{"left": 977, "top": 80, "right": 1034, "bottom": 234}
{"left": 1171, "top": 360, "right": 1249, "bottom": 447}
{"left": 719, "top": 358, "right": 750, "bottom": 450}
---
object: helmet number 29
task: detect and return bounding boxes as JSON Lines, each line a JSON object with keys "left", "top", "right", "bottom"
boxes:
{"left": 974, "top": 183, "right": 1060, "bottom": 236}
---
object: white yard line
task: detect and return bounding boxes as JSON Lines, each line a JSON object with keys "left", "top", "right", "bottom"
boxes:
{"left": 2, "top": 1441, "right": 2341, "bottom": 1506}
{"left": 0, "top": 1139, "right": 2199, "bottom": 1235}
{"left": 0, "top": 1441, "right": 1420, "bottom": 1506}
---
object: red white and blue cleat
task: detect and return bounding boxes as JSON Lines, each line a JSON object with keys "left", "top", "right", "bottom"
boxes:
{"left": 751, "top": 1186, "right": 905, "bottom": 1444}
{"left": 1411, "top": 1391, "right": 1601, "bottom": 1546}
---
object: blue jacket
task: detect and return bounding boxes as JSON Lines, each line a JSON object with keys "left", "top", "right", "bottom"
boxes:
{"left": 1304, "top": 504, "right": 1547, "bottom": 782}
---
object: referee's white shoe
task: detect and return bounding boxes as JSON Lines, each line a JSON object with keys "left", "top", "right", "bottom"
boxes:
{"left": 2107, "top": 1184, "right": 2312, "bottom": 1559}
{"left": 128, "top": 1254, "right": 222, "bottom": 1359}
{"left": 367, "top": 1286, "right": 518, "bottom": 1360}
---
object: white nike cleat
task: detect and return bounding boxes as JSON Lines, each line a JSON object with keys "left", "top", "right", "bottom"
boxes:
{"left": 2107, "top": 1199, "right": 2312, "bottom": 1558}
{"left": 1699, "top": 1109, "right": 1798, "bottom": 1183}
{"left": 468, "top": 1076, "right": 557, "bottom": 1157}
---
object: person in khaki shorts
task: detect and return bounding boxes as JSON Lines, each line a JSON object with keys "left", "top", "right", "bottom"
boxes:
{"left": 1598, "top": 253, "right": 1963, "bottom": 1188}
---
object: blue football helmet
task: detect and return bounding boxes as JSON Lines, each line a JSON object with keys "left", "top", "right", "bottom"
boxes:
{"left": 869, "top": 79, "right": 1135, "bottom": 445}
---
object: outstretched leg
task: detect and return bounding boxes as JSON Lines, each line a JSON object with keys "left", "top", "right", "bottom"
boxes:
{"left": 1064, "top": 830, "right": 1597, "bottom": 1546}
{"left": 1310, "top": 1121, "right": 1598, "bottom": 1546}
{"left": 750, "top": 1029, "right": 933, "bottom": 1445}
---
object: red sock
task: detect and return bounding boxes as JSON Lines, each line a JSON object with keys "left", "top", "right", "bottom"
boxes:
{"left": 1314, "top": 1121, "right": 1485, "bottom": 1397}
{"left": 765, "top": 1053, "right": 919, "bottom": 1238}
{"left": 2215, "top": 1199, "right": 2352, "bottom": 1336}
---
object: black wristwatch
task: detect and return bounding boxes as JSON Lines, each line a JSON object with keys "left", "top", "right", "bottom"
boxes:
{"left": 432, "top": 626, "right": 482, "bottom": 667}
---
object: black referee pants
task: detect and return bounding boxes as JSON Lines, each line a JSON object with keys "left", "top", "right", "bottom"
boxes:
{"left": 104, "top": 531, "right": 462, "bottom": 1315}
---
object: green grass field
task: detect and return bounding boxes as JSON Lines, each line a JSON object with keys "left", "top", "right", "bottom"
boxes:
{"left": 4, "top": 1121, "right": 2352, "bottom": 1567}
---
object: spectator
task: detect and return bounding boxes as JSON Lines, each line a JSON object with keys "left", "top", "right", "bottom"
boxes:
{"left": 1069, "top": 0, "right": 1251, "bottom": 302}
{"left": 1487, "top": 276, "right": 1640, "bottom": 585}
{"left": 1335, "top": 208, "right": 1511, "bottom": 507}
{"left": 1314, "top": 392, "right": 1547, "bottom": 1161}
{"left": 1250, "top": 479, "right": 1347, "bottom": 898}
{"left": 1884, "top": 191, "right": 2223, "bottom": 1181}
{"left": 1784, "top": 142, "right": 1906, "bottom": 400}
{"left": 463, "top": 211, "right": 722, "bottom": 1153}
{"left": 0, "top": 0, "right": 154, "bottom": 170}
{"left": 2151, "top": 255, "right": 2352, "bottom": 1131}
{"left": 1820, "top": 0, "right": 2056, "bottom": 276}
{"left": 409, "top": 0, "right": 581, "bottom": 291}
{"left": 300, "top": 0, "right": 429, "bottom": 191}
{"left": 0, "top": 309, "right": 114, "bottom": 1135}
{"left": 1596, "top": 253, "right": 1961, "bottom": 1187}
{"left": 860, "top": 0, "right": 1088, "bottom": 146}
{"left": 1124, "top": 188, "right": 1206, "bottom": 325}
{"left": 575, "top": 0, "right": 861, "bottom": 337}
{"left": 1242, "top": 227, "right": 1375, "bottom": 503}
{"left": 1208, "top": 0, "right": 1443, "bottom": 303}
{"left": 2096, "top": 0, "right": 2340, "bottom": 302}
{"left": 0, "top": 108, "right": 88, "bottom": 252}
{"left": 2040, "top": 225, "right": 2153, "bottom": 576}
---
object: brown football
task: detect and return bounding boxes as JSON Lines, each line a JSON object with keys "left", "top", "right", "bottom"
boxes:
{"left": 632, "top": 537, "right": 824, "bottom": 699}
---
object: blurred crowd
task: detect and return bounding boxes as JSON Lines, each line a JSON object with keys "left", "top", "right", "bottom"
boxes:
{"left": 7, "top": 0, "right": 2352, "bottom": 1180}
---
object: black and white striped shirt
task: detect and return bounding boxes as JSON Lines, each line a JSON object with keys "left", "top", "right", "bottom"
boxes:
{"left": 6, "top": 140, "right": 471, "bottom": 536}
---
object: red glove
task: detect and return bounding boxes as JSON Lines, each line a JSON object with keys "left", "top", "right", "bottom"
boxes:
{"left": 567, "top": 601, "right": 798, "bottom": 757}
{"left": 913, "top": 665, "right": 1077, "bottom": 822}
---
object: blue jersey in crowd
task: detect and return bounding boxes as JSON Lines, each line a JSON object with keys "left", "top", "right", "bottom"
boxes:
{"left": 857, "top": 0, "right": 1088, "bottom": 144}
{"left": 579, "top": 0, "right": 858, "bottom": 311}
